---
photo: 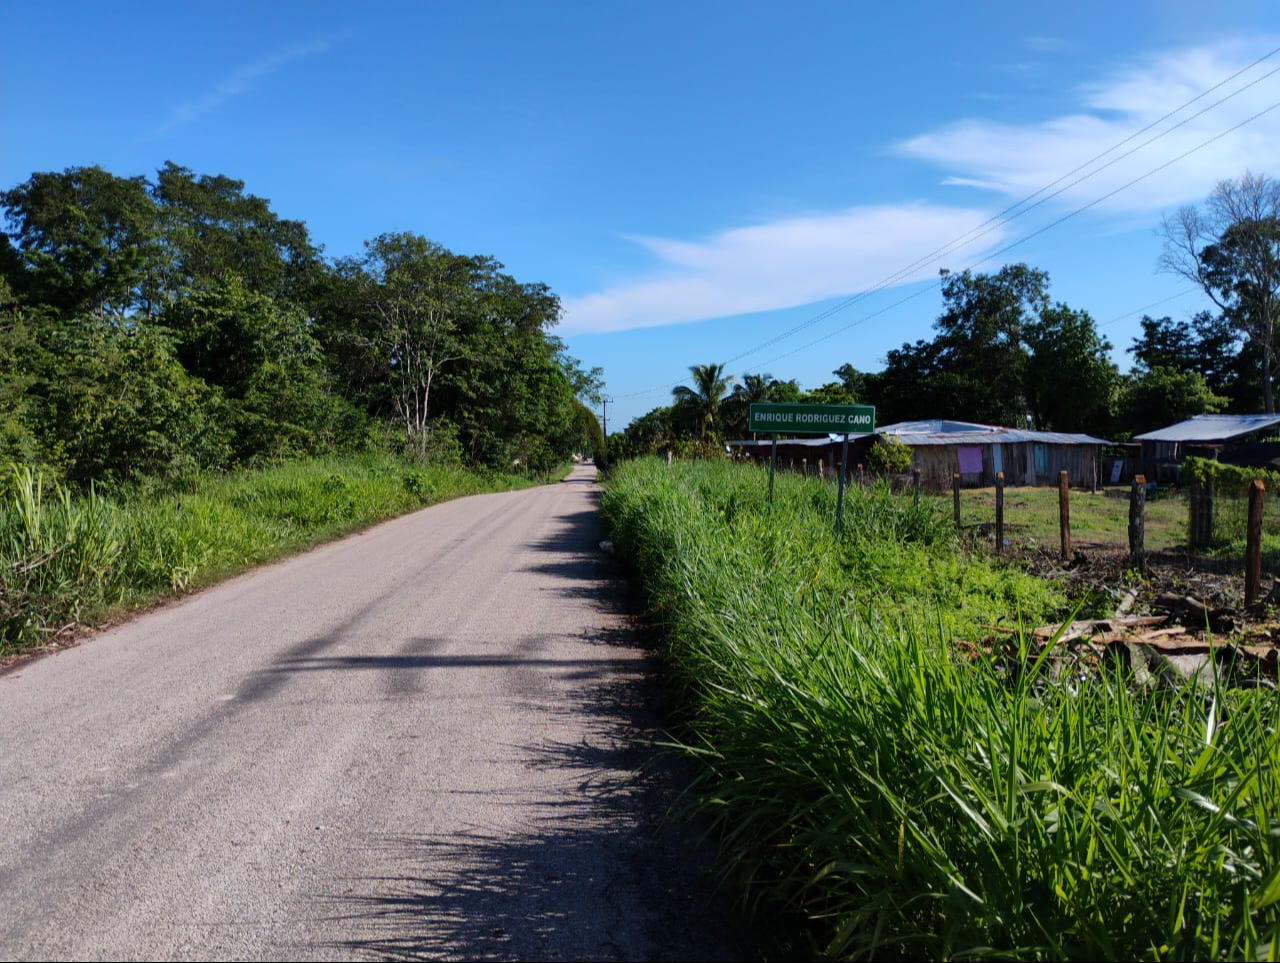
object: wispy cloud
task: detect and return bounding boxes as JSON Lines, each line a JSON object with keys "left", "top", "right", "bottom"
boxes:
{"left": 559, "top": 204, "right": 1005, "bottom": 335}
{"left": 1022, "top": 35, "right": 1070, "bottom": 53}
{"left": 896, "top": 38, "right": 1280, "bottom": 214}
{"left": 160, "top": 38, "right": 334, "bottom": 130}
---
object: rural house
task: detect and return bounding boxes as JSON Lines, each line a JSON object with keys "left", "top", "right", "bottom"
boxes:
{"left": 875, "top": 420, "right": 1111, "bottom": 490}
{"left": 1132, "top": 414, "right": 1280, "bottom": 482}
{"left": 728, "top": 419, "right": 1112, "bottom": 489}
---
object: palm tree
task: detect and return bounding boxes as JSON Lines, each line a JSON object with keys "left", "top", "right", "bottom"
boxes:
{"left": 672, "top": 362, "right": 734, "bottom": 440}
{"left": 727, "top": 372, "right": 778, "bottom": 436}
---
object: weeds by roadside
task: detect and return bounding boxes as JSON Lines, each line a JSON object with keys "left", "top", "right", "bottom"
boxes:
{"left": 0, "top": 453, "right": 543, "bottom": 656}
{"left": 602, "top": 458, "right": 1280, "bottom": 960}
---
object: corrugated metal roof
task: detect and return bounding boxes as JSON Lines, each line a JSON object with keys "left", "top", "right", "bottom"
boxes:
{"left": 879, "top": 419, "right": 1000, "bottom": 435}
{"left": 886, "top": 429, "right": 1111, "bottom": 446}
{"left": 1132, "top": 413, "right": 1280, "bottom": 443}
{"left": 730, "top": 428, "right": 1110, "bottom": 447}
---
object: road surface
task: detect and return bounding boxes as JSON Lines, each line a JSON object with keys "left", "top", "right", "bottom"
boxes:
{"left": 0, "top": 464, "right": 740, "bottom": 961}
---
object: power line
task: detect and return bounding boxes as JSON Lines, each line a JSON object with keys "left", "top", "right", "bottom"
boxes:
{"left": 1097, "top": 289, "right": 1199, "bottom": 328}
{"left": 742, "top": 95, "right": 1280, "bottom": 375}
{"left": 720, "top": 58, "right": 1280, "bottom": 369}
{"left": 718, "top": 55, "right": 1280, "bottom": 369}
{"left": 613, "top": 47, "right": 1280, "bottom": 401}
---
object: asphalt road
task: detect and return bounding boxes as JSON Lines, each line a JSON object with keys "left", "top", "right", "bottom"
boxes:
{"left": 0, "top": 464, "right": 740, "bottom": 961}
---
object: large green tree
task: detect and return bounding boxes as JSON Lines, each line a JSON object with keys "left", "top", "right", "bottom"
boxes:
{"left": 153, "top": 162, "right": 322, "bottom": 306}
{"left": 930, "top": 264, "right": 1047, "bottom": 427}
{"left": 331, "top": 233, "right": 479, "bottom": 454}
{"left": 0, "top": 166, "right": 159, "bottom": 319}
{"left": 1024, "top": 304, "right": 1118, "bottom": 435}
{"left": 160, "top": 275, "right": 362, "bottom": 462}
{"left": 876, "top": 265, "right": 1115, "bottom": 432}
{"left": 1160, "top": 171, "right": 1280, "bottom": 411}
{"left": 1129, "top": 311, "right": 1261, "bottom": 411}
{"left": 1116, "top": 366, "right": 1227, "bottom": 438}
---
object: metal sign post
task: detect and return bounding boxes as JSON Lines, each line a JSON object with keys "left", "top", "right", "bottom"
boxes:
{"left": 835, "top": 432, "right": 850, "bottom": 533}
{"left": 767, "top": 434, "right": 778, "bottom": 505}
{"left": 746, "top": 403, "right": 875, "bottom": 530}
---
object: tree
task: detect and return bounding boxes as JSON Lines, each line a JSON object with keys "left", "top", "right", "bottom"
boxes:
{"left": 725, "top": 372, "right": 792, "bottom": 436}
{"left": 0, "top": 166, "right": 159, "bottom": 318}
{"left": 335, "top": 233, "right": 479, "bottom": 453}
{"left": 1115, "top": 366, "right": 1227, "bottom": 438}
{"left": 1024, "top": 304, "right": 1118, "bottom": 435}
{"left": 931, "top": 264, "right": 1048, "bottom": 427}
{"left": 611, "top": 405, "right": 677, "bottom": 461}
{"left": 798, "top": 364, "right": 868, "bottom": 408}
{"left": 1128, "top": 311, "right": 1260, "bottom": 411}
{"left": 672, "top": 363, "right": 734, "bottom": 440}
{"left": 160, "top": 275, "right": 361, "bottom": 462}
{"left": 1160, "top": 171, "right": 1280, "bottom": 411}
{"left": 152, "top": 162, "right": 322, "bottom": 306}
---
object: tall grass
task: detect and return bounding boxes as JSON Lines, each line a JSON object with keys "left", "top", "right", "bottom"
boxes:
{"left": 0, "top": 453, "right": 539, "bottom": 654}
{"left": 602, "top": 458, "right": 1280, "bottom": 960}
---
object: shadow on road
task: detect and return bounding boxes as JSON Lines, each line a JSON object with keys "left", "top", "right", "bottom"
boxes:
{"left": 312, "top": 666, "right": 740, "bottom": 962}
{"left": 304, "top": 480, "right": 744, "bottom": 961}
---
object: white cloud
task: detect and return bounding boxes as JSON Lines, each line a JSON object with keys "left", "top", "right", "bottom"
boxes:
{"left": 1022, "top": 35, "right": 1070, "bottom": 53}
{"left": 897, "top": 38, "right": 1280, "bottom": 214}
{"left": 160, "top": 38, "right": 333, "bottom": 129}
{"left": 559, "top": 203, "right": 1005, "bottom": 335}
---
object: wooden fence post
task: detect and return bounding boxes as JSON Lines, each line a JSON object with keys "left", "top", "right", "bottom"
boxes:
{"left": 1188, "top": 477, "right": 1200, "bottom": 548}
{"left": 858, "top": 464, "right": 865, "bottom": 486}
{"left": 1189, "top": 476, "right": 1206, "bottom": 548}
{"left": 1246, "top": 479, "right": 1266, "bottom": 605}
{"left": 912, "top": 468, "right": 921, "bottom": 506}
{"left": 952, "top": 472, "right": 961, "bottom": 528}
{"left": 995, "top": 472, "right": 1005, "bottom": 554}
{"left": 1129, "top": 475, "right": 1147, "bottom": 572}
{"left": 1059, "top": 470, "right": 1071, "bottom": 560}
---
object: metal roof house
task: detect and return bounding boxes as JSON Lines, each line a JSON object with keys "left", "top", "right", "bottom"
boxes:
{"left": 1132, "top": 414, "right": 1280, "bottom": 481}
{"left": 877, "top": 421, "right": 1112, "bottom": 490}
{"left": 728, "top": 419, "right": 1113, "bottom": 489}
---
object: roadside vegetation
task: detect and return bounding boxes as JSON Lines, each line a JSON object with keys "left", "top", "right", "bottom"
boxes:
{"left": 0, "top": 162, "right": 602, "bottom": 656}
{"left": 602, "top": 457, "right": 1280, "bottom": 960}
{"left": 945, "top": 478, "right": 1280, "bottom": 570}
{"left": 0, "top": 454, "right": 551, "bottom": 656}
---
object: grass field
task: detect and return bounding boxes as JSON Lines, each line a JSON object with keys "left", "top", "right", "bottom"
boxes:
{"left": 938, "top": 482, "right": 1280, "bottom": 574}
{"left": 0, "top": 453, "right": 548, "bottom": 656}
{"left": 944, "top": 485, "right": 1189, "bottom": 551}
{"left": 603, "top": 458, "right": 1280, "bottom": 961}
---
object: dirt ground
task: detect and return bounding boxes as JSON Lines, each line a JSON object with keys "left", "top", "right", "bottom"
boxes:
{"left": 973, "top": 531, "right": 1280, "bottom": 685}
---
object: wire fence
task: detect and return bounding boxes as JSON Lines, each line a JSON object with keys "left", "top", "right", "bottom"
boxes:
{"left": 932, "top": 478, "right": 1280, "bottom": 582}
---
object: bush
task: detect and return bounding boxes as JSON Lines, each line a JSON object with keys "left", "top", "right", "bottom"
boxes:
{"left": 1183, "top": 455, "right": 1280, "bottom": 496}
{"left": 866, "top": 435, "right": 914, "bottom": 474}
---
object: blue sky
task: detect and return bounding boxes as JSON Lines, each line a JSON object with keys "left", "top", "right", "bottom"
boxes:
{"left": 4, "top": 1, "right": 1280, "bottom": 429}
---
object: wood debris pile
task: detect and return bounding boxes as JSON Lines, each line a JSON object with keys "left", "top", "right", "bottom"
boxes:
{"left": 1024, "top": 597, "right": 1279, "bottom": 687}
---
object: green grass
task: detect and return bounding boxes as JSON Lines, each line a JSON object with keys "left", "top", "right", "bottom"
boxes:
{"left": 942, "top": 485, "right": 1190, "bottom": 552}
{"left": 941, "top": 483, "right": 1280, "bottom": 574}
{"left": 0, "top": 453, "right": 543, "bottom": 655}
{"left": 602, "top": 458, "right": 1280, "bottom": 961}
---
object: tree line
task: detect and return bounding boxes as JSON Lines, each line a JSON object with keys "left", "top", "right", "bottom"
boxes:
{"left": 0, "top": 163, "right": 604, "bottom": 486}
{"left": 612, "top": 171, "right": 1280, "bottom": 458}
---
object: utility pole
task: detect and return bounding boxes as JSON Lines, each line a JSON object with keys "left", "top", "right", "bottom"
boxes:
{"left": 600, "top": 396, "right": 613, "bottom": 470}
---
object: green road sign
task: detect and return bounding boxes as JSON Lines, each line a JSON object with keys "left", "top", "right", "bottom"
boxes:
{"left": 748, "top": 403, "right": 876, "bottom": 435}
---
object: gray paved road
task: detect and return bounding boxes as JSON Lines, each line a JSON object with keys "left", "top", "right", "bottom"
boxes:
{"left": 0, "top": 464, "right": 740, "bottom": 961}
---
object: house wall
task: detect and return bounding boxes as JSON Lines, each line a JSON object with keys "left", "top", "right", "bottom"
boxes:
{"left": 909, "top": 442, "right": 1102, "bottom": 490}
